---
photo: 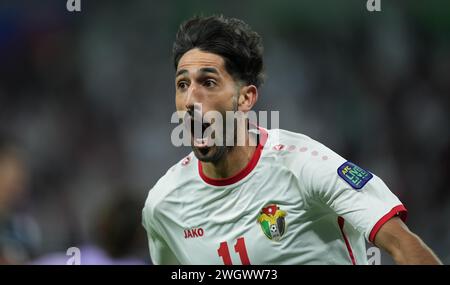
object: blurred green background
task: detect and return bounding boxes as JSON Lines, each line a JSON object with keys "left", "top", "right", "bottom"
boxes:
{"left": 0, "top": 0, "right": 449, "bottom": 264}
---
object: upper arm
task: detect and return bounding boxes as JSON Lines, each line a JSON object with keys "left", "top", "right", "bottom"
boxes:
{"left": 142, "top": 204, "right": 180, "bottom": 265}
{"left": 301, "top": 145, "right": 407, "bottom": 241}
{"left": 146, "top": 227, "right": 180, "bottom": 265}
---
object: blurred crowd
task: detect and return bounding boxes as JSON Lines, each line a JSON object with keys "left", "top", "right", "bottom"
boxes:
{"left": 0, "top": 0, "right": 449, "bottom": 264}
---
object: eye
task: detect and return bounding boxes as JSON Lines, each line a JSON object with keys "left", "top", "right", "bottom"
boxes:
{"left": 177, "top": 81, "right": 189, "bottom": 90}
{"left": 203, "top": 79, "right": 217, "bottom": 88}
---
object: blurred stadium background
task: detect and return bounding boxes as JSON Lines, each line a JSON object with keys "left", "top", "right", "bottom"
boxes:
{"left": 0, "top": 0, "right": 449, "bottom": 264}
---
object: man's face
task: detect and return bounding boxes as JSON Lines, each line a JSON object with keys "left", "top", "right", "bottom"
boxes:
{"left": 175, "top": 48, "right": 240, "bottom": 162}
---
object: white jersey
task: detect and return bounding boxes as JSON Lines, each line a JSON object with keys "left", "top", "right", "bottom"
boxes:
{"left": 142, "top": 128, "right": 407, "bottom": 265}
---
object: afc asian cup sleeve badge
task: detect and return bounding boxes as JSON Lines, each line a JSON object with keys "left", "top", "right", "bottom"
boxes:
{"left": 337, "top": 161, "right": 373, "bottom": 190}
{"left": 257, "top": 204, "right": 287, "bottom": 241}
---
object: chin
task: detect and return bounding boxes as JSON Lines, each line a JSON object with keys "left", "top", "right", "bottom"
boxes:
{"left": 192, "top": 145, "right": 227, "bottom": 163}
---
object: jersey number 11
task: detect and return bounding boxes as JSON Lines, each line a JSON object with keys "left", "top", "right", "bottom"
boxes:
{"left": 217, "top": 237, "right": 251, "bottom": 265}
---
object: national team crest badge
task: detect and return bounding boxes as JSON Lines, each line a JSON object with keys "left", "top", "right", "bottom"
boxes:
{"left": 257, "top": 204, "right": 287, "bottom": 241}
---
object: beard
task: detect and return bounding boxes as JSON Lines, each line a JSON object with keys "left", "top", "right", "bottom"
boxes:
{"left": 192, "top": 143, "right": 229, "bottom": 163}
{"left": 189, "top": 95, "right": 241, "bottom": 164}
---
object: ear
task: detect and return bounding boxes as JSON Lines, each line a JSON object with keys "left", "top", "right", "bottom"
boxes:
{"left": 237, "top": 85, "right": 258, "bottom": 112}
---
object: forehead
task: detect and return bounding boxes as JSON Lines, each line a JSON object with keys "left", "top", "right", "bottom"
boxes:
{"left": 176, "top": 48, "right": 228, "bottom": 77}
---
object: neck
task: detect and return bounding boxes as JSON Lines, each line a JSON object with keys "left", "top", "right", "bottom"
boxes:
{"left": 200, "top": 131, "right": 257, "bottom": 179}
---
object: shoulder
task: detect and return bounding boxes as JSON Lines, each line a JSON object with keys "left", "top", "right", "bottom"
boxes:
{"left": 263, "top": 128, "right": 347, "bottom": 186}
{"left": 262, "top": 128, "right": 349, "bottom": 201}
{"left": 264, "top": 128, "right": 344, "bottom": 166}
{"left": 265, "top": 128, "right": 327, "bottom": 154}
{"left": 142, "top": 152, "right": 198, "bottom": 224}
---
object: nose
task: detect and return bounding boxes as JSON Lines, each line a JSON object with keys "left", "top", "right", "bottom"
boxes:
{"left": 185, "top": 83, "right": 201, "bottom": 111}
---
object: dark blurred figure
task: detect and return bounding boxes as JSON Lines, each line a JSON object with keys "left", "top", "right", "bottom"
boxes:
{"left": 0, "top": 137, "right": 40, "bottom": 264}
{"left": 92, "top": 194, "right": 148, "bottom": 264}
{"left": 31, "top": 193, "right": 148, "bottom": 265}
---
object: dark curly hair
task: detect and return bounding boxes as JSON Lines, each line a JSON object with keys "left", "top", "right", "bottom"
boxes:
{"left": 173, "top": 15, "right": 265, "bottom": 88}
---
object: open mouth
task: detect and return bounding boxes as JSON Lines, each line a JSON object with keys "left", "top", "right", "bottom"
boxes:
{"left": 189, "top": 117, "right": 212, "bottom": 149}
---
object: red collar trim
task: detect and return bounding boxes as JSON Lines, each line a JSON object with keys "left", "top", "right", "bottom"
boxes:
{"left": 198, "top": 127, "right": 268, "bottom": 187}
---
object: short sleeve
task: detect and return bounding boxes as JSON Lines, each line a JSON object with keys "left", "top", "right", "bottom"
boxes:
{"left": 302, "top": 144, "right": 407, "bottom": 243}
{"left": 142, "top": 205, "right": 180, "bottom": 265}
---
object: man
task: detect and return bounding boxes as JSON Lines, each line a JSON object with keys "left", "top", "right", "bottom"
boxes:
{"left": 142, "top": 15, "right": 441, "bottom": 265}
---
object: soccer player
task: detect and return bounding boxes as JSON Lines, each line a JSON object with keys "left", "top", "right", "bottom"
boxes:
{"left": 142, "top": 15, "right": 442, "bottom": 265}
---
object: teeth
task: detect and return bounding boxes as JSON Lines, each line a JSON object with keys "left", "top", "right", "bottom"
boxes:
{"left": 194, "top": 137, "right": 209, "bottom": 147}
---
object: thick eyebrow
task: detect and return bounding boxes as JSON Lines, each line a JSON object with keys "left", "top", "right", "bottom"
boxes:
{"left": 175, "top": 67, "right": 220, "bottom": 78}
{"left": 175, "top": 69, "right": 188, "bottom": 78}
{"left": 198, "top": 67, "right": 219, "bottom": 76}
